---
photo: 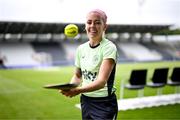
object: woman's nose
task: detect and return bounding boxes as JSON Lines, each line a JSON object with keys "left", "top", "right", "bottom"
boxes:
{"left": 90, "top": 22, "right": 95, "bottom": 27}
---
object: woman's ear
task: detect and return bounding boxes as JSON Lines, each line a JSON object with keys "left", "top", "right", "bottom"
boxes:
{"left": 104, "top": 24, "right": 108, "bottom": 31}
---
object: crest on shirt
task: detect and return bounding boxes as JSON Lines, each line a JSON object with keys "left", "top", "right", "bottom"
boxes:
{"left": 92, "top": 55, "right": 99, "bottom": 64}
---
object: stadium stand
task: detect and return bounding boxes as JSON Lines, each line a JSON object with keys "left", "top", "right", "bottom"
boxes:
{"left": 0, "top": 43, "right": 39, "bottom": 68}
{"left": 120, "top": 69, "right": 147, "bottom": 99}
{"left": 116, "top": 45, "right": 131, "bottom": 62}
{"left": 0, "top": 21, "right": 177, "bottom": 68}
{"left": 117, "top": 42, "right": 163, "bottom": 62}
{"left": 31, "top": 42, "right": 68, "bottom": 66}
{"left": 141, "top": 42, "right": 175, "bottom": 61}
{"left": 63, "top": 41, "right": 81, "bottom": 65}
{"left": 152, "top": 35, "right": 180, "bottom": 60}
{"left": 147, "top": 68, "right": 169, "bottom": 95}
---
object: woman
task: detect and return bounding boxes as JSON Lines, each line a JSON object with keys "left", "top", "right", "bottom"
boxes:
{"left": 60, "top": 9, "right": 118, "bottom": 120}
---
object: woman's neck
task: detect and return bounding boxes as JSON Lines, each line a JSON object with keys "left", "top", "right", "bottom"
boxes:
{"left": 89, "top": 37, "right": 102, "bottom": 47}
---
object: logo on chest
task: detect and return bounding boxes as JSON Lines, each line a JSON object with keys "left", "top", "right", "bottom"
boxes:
{"left": 92, "top": 55, "right": 100, "bottom": 65}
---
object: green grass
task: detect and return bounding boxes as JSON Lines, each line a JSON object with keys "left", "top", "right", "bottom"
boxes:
{"left": 0, "top": 61, "right": 180, "bottom": 120}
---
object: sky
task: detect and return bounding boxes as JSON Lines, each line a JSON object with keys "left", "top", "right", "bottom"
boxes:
{"left": 0, "top": 0, "right": 180, "bottom": 28}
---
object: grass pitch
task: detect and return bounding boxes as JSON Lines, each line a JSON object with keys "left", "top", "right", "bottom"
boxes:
{"left": 0, "top": 61, "right": 180, "bottom": 120}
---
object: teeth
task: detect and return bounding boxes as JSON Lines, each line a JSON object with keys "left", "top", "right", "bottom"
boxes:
{"left": 90, "top": 29, "right": 96, "bottom": 32}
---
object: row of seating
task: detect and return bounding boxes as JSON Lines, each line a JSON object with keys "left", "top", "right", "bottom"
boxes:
{"left": 120, "top": 67, "right": 180, "bottom": 99}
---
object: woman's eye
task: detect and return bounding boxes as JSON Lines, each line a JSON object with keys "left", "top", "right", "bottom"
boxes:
{"left": 95, "top": 22, "right": 101, "bottom": 25}
{"left": 86, "top": 21, "right": 101, "bottom": 25}
{"left": 87, "top": 21, "right": 91, "bottom": 24}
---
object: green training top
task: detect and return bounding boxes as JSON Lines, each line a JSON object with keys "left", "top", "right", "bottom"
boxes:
{"left": 75, "top": 38, "right": 117, "bottom": 97}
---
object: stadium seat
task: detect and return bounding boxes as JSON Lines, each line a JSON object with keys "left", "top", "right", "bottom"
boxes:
{"left": 120, "top": 69, "right": 147, "bottom": 99}
{"left": 167, "top": 67, "right": 180, "bottom": 93}
{"left": 147, "top": 68, "right": 169, "bottom": 95}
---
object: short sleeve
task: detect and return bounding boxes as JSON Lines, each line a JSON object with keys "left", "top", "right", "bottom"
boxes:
{"left": 75, "top": 47, "right": 80, "bottom": 68}
{"left": 102, "top": 43, "right": 117, "bottom": 62}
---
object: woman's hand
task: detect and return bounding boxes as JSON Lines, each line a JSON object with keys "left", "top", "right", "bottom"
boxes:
{"left": 59, "top": 87, "right": 81, "bottom": 98}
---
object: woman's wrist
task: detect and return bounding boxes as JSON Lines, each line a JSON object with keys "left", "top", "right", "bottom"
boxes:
{"left": 77, "top": 86, "right": 85, "bottom": 94}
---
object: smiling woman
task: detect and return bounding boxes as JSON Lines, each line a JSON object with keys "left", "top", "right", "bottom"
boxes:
{"left": 59, "top": 9, "right": 118, "bottom": 120}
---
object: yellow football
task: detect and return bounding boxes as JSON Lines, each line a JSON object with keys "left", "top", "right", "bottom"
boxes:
{"left": 64, "top": 24, "right": 79, "bottom": 38}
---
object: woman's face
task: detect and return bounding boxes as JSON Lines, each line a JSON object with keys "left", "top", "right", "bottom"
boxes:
{"left": 85, "top": 12, "right": 107, "bottom": 40}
